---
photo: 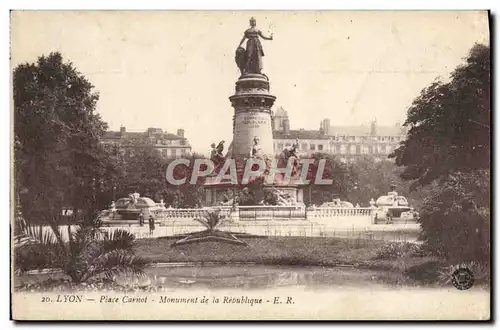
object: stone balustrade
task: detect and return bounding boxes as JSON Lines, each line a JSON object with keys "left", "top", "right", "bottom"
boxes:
{"left": 104, "top": 205, "right": 376, "bottom": 224}
{"left": 238, "top": 205, "right": 307, "bottom": 221}
{"left": 154, "top": 207, "right": 232, "bottom": 225}
{"left": 306, "top": 207, "right": 374, "bottom": 218}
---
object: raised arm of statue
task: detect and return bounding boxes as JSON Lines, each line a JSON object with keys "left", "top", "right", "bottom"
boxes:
{"left": 258, "top": 30, "right": 273, "bottom": 40}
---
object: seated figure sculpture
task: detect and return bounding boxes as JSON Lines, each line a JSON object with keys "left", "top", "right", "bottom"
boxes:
{"left": 280, "top": 139, "right": 300, "bottom": 177}
{"left": 210, "top": 140, "right": 226, "bottom": 171}
{"left": 248, "top": 136, "right": 272, "bottom": 182}
{"left": 249, "top": 136, "right": 264, "bottom": 159}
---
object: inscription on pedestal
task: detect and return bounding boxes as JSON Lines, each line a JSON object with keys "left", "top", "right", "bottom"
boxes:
{"left": 240, "top": 113, "right": 269, "bottom": 128}
{"left": 233, "top": 112, "right": 274, "bottom": 158}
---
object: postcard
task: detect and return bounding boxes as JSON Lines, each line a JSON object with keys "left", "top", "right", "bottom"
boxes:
{"left": 11, "top": 10, "right": 490, "bottom": 320}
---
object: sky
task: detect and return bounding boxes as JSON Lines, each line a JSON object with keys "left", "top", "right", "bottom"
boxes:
{"left": 10, "top": 11, "right": 489, "bottom": 153}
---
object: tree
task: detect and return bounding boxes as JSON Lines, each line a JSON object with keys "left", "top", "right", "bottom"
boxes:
{"left": 111, "top": 147, "right": 165, "bottom": 200}
{"left": 345, "top": 156, "right": 429, "bottom": 208}
{"left": 389, "top": 44, "right": 491, "bottom": 265}
{"left": 109, "top": 149, "right": 206, "bottom": 208}
{"left": 13, "top": 53, "right": 148, "bottom": 280}
{"left": 390, "top": 44, "right": 490, "bottom": 189}
{"left": 306, "top": 153, "right": 356, "bottom": 206}
{"left": 346, "top": 157, "right": 405, "bottom": 206}
{"left": 167, "top": 153, "right": 206, "bottom": 208}
{"left": 14, "top": 52, "right": 115, "bottom": 237}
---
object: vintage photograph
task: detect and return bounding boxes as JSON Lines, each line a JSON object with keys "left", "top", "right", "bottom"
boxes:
{"left": 11, "top": 11, "right": 490, "bottom": 320}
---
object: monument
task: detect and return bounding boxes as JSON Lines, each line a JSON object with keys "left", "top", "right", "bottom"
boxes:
{"left": 204, "top": 17, "right": 305, "bottom": 206}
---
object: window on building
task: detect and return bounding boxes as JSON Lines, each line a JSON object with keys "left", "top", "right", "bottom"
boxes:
{"left": 356, "top": 145, "right": 361, "bottom": 154}
{"left": 310, "top": 144, "right": 316, "bottom": 150}
{"left": 285, "top": 143, "right": 291, "bottom": 147}
{"left": 318, "top": 144, "right": 323, "bottom": 151}
{"left": 335, "top": 144, "right": 341, "bottom": 153}
{"left": 172, "top": 148, "right": 177, "bottom": 158}
{"left": 301, "top": 143, "right": 307, "bottom": 150}
{"left": 381, "top": 145, "right": 387, "bottom": 153}
{"left": 278, "top": 143, "right": 284, "bottom": 150}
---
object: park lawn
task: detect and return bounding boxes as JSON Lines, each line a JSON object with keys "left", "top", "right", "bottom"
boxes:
{"left": 135, "top": 236, "right": 393, "bottom": 267}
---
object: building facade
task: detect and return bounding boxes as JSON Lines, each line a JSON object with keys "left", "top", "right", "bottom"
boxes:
{"left": 272, "top": 108, "right": 407, "bottom": 162}
{"left": 100, "top": 126, "right": 192, "bottom": 158}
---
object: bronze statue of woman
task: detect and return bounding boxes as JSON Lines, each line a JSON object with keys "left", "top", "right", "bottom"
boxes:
{"left": 236, "top": 17, "right": 273, "bottom": 75}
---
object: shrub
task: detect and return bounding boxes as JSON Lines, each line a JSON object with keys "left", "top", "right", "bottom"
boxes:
{"left": 14, "top": 217, "right": 150, "bottom": 283}
{"left": 373, "top": 242, "right": 424, "bottom": 260}
{"left": 418, "top": 170, "right": 490, "bottom": 265}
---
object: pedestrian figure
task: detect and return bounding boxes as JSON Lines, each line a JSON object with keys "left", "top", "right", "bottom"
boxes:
{"left": 139, "top": 212, "right": 144, "bottom": 227}
{"left": 148, "top": 215, "right": 155, "bottom": 236}
{"left": 386, "top": 211, "right": 393, "bottom": 224}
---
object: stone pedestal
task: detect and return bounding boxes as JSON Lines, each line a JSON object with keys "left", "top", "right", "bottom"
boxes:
{"left": 229, "top": 74, "right": 276, "bottom": 159}
{"left": 203, "top": 180, "right": 305, "bottom": 207}
{"left": 202, "top": 73, "right": 307, "bottom": 207}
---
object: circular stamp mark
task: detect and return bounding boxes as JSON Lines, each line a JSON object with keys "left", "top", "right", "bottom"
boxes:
{"left": 452, "top": 267, "right": 474, "bottom": 290}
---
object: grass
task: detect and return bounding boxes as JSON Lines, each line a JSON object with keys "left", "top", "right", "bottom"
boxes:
{"left": 135, "top": 236, "right": 392, "bottom": 266}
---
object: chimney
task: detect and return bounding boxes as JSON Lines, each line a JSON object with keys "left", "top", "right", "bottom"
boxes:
{"left": 320, "top": 119, "right": 331, "bottom": 136}
{"left": 323, "top": 119, "right": 331, "bottom": 135}
{"left": 370, "top": 120, "right": 377, "bottom": 136}
{"left": 120, "top": 126, "right": 126, "bottom": 135}
{"left": 177, "top": 129, "right": 185, "bottom": 138}
{"left": 283, "top": 118, "right": 290, "bottom": 135}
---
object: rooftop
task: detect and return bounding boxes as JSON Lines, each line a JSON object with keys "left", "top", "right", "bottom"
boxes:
{"left": 329, "top": 124, "right": 406, "bottom": 137}
{"left": 102, "top": 127, "right": 186, "bottom": 141}
{"left": 273, "top": 124, "right": 407, "bottom": 140}
{"left": 102, "top": 131, "right": 183, "bottom": 140}
{"left": 273, "top": 129, "right": 330, "bottom": 140}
